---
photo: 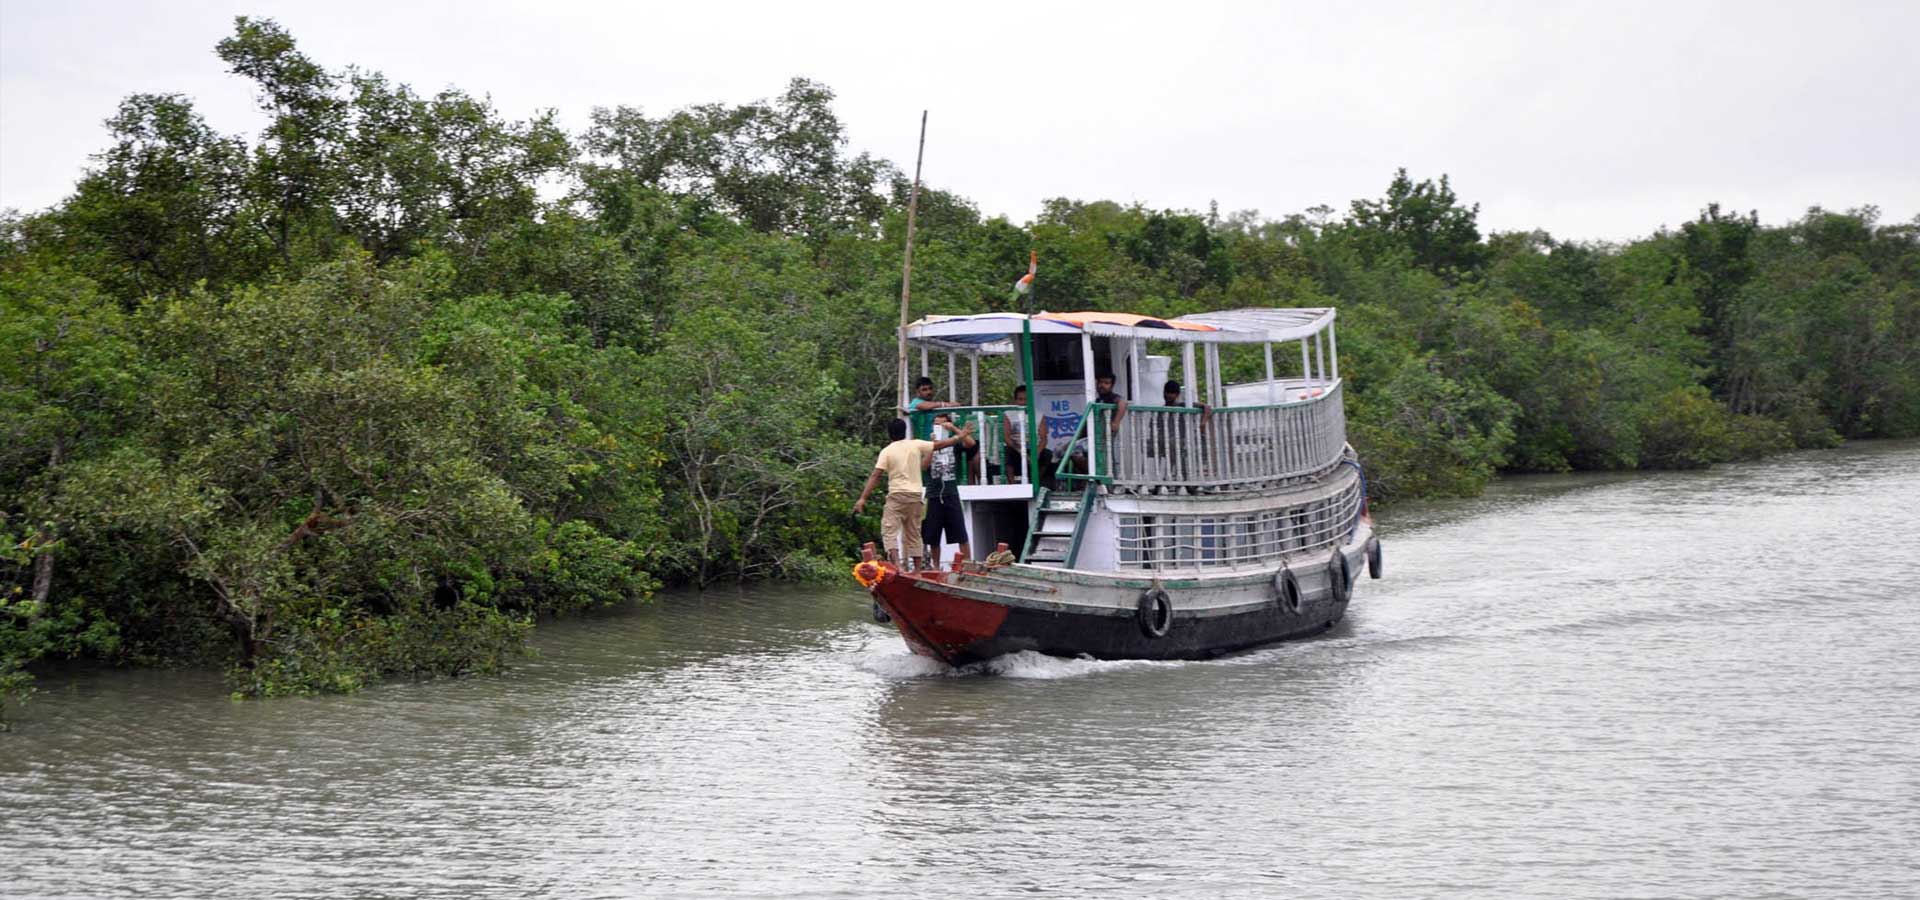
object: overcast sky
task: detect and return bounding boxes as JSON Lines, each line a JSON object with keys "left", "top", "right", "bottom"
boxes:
{"left": 3, "top": 0, "right": 1915, "bottom": 242}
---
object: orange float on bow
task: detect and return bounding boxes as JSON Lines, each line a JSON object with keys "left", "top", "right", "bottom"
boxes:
{"left": 852, "top": 559, "right": 898, "bottom": 588}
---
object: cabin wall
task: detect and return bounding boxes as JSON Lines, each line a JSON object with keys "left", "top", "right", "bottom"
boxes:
{"left": 1139, "top": 354, "right": 1172, "bottom": 401}
{"left": 1075, "top": 505, "right": 1120, "bottom": 571}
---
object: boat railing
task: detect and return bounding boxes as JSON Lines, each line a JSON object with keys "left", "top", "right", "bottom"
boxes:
{"left": 1053, "top": 409, "right": 1115, "bottom": 487}
{"left": 1114, "top": 474, "right": 1363, "bottom": 570}
{"left": 908, "top": 405, "right": 1027, "bottom": 486}
{"left": 1093, "top": 380, "right": 1346, "bottom": 492}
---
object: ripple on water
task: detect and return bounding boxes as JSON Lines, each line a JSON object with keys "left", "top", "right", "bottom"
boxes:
{"left": 5, "top": 440, "right": 1920, "bottom": 899}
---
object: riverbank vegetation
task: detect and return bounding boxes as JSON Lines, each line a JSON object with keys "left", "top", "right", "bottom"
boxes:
{"left": 4, "top": 19, "right": 1915, "bottom": 708}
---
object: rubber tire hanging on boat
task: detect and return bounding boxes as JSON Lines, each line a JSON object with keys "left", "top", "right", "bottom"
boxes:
{"left": 1367, "top": 539, "right": 1383, "bottom": 579}
{"left": 1136, "top": 588, "right": 1174, "bottom": 639}
{"left": 1328, "top": 550, "right": 1352, "bottom": 605}
{"left": 1276, "top": 567, "right": 1302, "bottom": 615}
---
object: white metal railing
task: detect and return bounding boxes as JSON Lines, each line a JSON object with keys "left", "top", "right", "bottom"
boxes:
{"left": 911, "top": 406, "right": 1028, "bottom": 486}
{"left": 1098, "top": 380, "right": 1345, "bottom": 491}
{"left": 1114, "top": 475, "right": 1363, "bottom": 570}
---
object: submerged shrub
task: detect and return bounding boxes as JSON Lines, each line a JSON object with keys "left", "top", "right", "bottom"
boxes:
{"left": 230, "top": 600, "right": 533, "bottom": 697}
{"left": 1637, "top": 386, "right": 1734, "bottom": 470}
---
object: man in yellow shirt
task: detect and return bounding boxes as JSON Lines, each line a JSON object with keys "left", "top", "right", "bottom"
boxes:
{"left": 853, "top": 417, "right": 974, "bottom": 569}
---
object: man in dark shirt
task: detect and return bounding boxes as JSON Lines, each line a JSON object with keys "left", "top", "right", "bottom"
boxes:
{"left": 1157, "top": 379, "right": 1212, "bottom": 484}
{"left": 923, "top": 413, "right": 977, "bottom": 563}
{"left": 998, "top": 384, "right": 1055, "bottom": 486}
{"left": 1094, "top": 372, "right": 1128, "bottom": 435}
{"left": 1064, "top": 372, "right": 1129, "bottom": 478}
{"left": 1161, "top": 379, "right": 1211, "bottom": 425}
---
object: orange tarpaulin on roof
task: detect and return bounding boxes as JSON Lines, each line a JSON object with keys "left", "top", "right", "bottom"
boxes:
{"left": 1034, "top": 311, "right": 1217, "bottom": 331}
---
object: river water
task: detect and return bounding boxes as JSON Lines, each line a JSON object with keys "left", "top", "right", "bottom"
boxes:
{"left": 4, "top": 441, "right": 1918, "bottom": 899}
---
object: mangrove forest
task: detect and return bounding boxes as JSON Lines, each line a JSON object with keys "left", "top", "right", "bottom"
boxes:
{"left": 4, "top": 18, "right": 1916, "bottom": 709}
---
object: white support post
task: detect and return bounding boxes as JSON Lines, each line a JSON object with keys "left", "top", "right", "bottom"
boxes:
{"left": 969, "top": 353, "right": 979, "bottom": 406}
{"left": 1215, "top": 345, "right": 1225, "bottom": 406}
{"left": 1315, "top": 332, "right": 1327, "bottom": 389}
{"left": 1299, "top": 339, "right": 1311, "bottom": 396}
{"left": 1205, "top": 345, "right": 1221, "bottom": 407}
{"left": 947, "top": 350, "right": 958, "bottom": 402}
{"left": 1263, "top": 342, "right": 1276, "bottom": 404}
{"left": 1182, "top": 343, "right": 1197, "bottom": 405}
{"left": 1130, "top": 337, "right": 1144, "bottom": 401}
{"left": 1329, "top": 322, "right": 1339, "bottom": 382}
{"left": 1080, "top": 334, "right": 1097, "bottom": 405}
{"left": 1080, "top": 332, "right": 1099, "bottom": 474}
{"left": 920, "top": 347, "right": 929, "bottom": 377}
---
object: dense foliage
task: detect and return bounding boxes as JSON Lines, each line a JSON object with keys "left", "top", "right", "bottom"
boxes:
{"left": 4, "top": 19, "right": 1915, "bottom": 709}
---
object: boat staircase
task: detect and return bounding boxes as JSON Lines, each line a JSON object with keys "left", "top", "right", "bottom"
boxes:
{"left": 1021, "top": 483, "right": 1097, "bottom": 568}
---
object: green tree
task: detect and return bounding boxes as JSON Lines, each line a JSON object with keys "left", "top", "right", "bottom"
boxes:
{"left": 584, "top": 79, "right": 890, "bottom": 243}
{"left": 217, "top": 16, "right": 348, "bottom": 269}
{"left": 1341, "top": 168, "right": 1488, "bottom": 277}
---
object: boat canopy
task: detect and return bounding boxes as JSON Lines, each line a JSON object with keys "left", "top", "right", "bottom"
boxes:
{"left": 903, "top": 308, "right": 1335, "bottom": 353}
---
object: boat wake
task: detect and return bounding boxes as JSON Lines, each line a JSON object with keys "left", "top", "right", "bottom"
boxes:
{"left": 973, "top": 650, "right": 1185, "bottom": 679}
{"left": 857, "top": 643, "right": 1188, "bottom": 680}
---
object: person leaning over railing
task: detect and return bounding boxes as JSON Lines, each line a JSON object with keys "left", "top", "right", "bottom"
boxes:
{"left": 901, "top": 376, "right": 961, "bottom": 439}
{"left": 854, "top": 417, "right": 975, "bottom": 569}
{"left": 1064, "top": 372, "right": 1128, "bottom": 478}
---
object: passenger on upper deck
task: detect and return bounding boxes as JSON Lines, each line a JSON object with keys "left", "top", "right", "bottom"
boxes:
{"left": 1000, "top": 385, "right": 1056, "bottom": 486}
{"left": 902, "top": 376, "right": 961, "bottom": 440}
{"left": 1155, "top": 379, "right": 1212, "bottom": 485}
{"left": 1161, "top": 379, "right": 1212, "bottom": 428}
{"left": 1095, "top": 372, "right": 1128, "bottom": 434}
{"left": 1062, "top": 372, "right": 1129, "bottom": 476}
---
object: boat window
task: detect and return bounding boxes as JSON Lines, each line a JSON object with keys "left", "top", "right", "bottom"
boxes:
{"left": 1111, "top": 480, "right": 1362, "bottom": 571}
{"left": 1031, "top": 334, "right": 1087, "bottom": 381}
{"left": 1118, "top": 516, "right": 1142, "bottom": 565}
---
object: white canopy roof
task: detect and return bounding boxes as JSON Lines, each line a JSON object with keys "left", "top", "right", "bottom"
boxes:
{"left": 1172, "top": 308, "right": 1337, "bottom": 343}
{"left": 903, "top": 307, "right": 1336, "bottom": 353}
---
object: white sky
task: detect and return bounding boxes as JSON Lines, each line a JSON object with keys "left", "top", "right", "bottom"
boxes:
{"left": 3, "top": 0, "right": 1916, "bottom": 242}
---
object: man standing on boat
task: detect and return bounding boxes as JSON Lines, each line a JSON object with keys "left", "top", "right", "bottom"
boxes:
{"left": 923, "top": 413, "right": 977, "bottom": 563}
{"left": 853, "top": 418, "right": 974, "bottom": 568}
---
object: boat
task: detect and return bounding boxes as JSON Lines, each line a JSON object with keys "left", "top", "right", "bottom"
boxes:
{"left": 854, "top": 305, "right": 1382, "bottom": 666}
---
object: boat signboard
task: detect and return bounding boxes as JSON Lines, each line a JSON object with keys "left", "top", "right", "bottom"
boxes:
{"left": 1033, "top": 379, "right": 1085, "bottom": 453}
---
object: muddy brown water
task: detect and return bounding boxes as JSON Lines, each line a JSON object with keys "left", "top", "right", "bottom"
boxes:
{"left": 4, "top": 441, "right": 1918, "bottom": 898}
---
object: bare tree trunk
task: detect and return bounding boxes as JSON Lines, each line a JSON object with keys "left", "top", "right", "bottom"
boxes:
{"left": 30, "top": 438, "right": 62, "bottom": 604}
{"left": 30, "top": 540, "right": 55, "bottom": 604}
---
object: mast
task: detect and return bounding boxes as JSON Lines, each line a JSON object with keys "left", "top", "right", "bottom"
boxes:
{"left": 1021, "top": 251, "right": 1039, "bottom": 485}
{"left": 895, "top": 111, "right": 928, "bottom": 412}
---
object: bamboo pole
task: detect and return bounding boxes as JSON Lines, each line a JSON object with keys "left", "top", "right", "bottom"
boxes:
{"left": 895, "top": 111, "right": 928, "bottom": 412}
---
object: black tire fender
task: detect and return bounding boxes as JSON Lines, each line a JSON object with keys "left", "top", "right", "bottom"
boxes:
{"left": 1137, "top": 588, "right": 1173, "bottom": 638}
{"left": 1367, "top": 538, "right": 1383, "bottom": 580}
{"left": 1329, "top": 550, "right": 1352, "bottom": 605}
{"left": 1275, "top": 567, "right": 1302, "bottom": 615}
